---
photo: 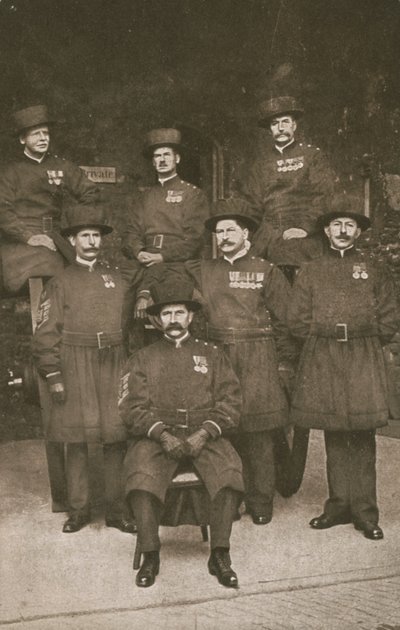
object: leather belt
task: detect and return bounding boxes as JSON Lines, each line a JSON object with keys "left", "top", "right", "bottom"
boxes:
{"left": 62, "top": 329, "right": 123, "bottom": 349}
{"left": 145, "top": 234, "right": 165, "bottom": 249}
{"left": 151, "top": 407, "right": 212, "bottom": 428}
{"left": 207, "top": 325, "right": 272, "bottom": 343}
{"left": 310, "top": 323, "right": 378, "bottom": 342}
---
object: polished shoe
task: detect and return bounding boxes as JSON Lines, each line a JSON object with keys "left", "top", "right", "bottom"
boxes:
{"left": 309, "top": 513, "right": 351, "bottom": 529}
{"left": 62, "top": 512, "right": 90, "bottom": 533}
{"left": 354, "top": 521, "right": 384, "bottom": 540}
{"left": 106, "top": 516, "right": 137, "bottom": 534}
{"left": 249, "top": 512, "right": 272, "bottom": 525}
{"left": 208, "top": 548, "right": 238, "bottom": 588}
{"left": 136, "top": 551, "right": 160, "bottom": 588}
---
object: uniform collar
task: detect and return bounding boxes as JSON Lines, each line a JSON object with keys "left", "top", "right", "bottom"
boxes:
{"left": 274, "top": 138, "right": 296, "bottom": 154}
{"left": 75, "top": 256, "right": 98, "bottom": 270}
{"left": 222, "top": 241, "right": 251, "bottom": 264}
{"left": 158, "top": 173, "right": 179, "bottom": 186}
{"left": 23, "top": 149, "right": 47, "bottom": 163}
{"left": 327, "top": 245, "right": 357, "bottom": 258}
{"left": 163, "top": 330, "right": 191, "bottom": 347}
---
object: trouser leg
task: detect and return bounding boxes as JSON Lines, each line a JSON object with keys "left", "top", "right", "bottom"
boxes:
{"left": 349, "top": 430, "right": 378, "bottom": 525}
{"left": 130, "top": 490, "right": 162, "bottom": 552}
{"left": 45, "top": 441, "right": 68, "bottom": 511}
{"left": 103, "top": 442, "right": 127, "bottom": 519}
{"left": 66, "top": 442, "right": 90, "bottom": 515}
{"left": 324, "top": 431, "right": 351, "bottom": 518}
{"left": 209, "top": 488, "right": 241, "bottom": 550}
{"left": 232, "top": 431, "right": 274, "bottom": 514}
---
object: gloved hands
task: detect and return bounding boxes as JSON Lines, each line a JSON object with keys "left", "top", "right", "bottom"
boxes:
{"left": 185, "top": 428, "right": 210, "bottom": 458}
{"left": 159, "top": 430, "right": 186, "bottom": 460}
{"left": 48, "top": 379, "right": 66, "bottom": 404}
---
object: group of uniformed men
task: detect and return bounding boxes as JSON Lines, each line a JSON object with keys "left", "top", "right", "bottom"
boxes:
{"left": 0, "top": 98, "right": 398, "bottom": 590}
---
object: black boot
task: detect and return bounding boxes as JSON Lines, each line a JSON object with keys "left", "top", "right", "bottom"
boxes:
{"left": 208, "top": 548, "right": 238, "bottom": 588}
{"left": 136, "top": 551, "right": 160, "bottom": 588}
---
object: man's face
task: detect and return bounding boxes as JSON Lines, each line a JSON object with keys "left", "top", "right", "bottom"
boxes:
{"left": 69, "top": 228, "right": 102, "bottom": 261}
{"left": 152, "top": 147, "right": 180, "bottom": 178}
{"left": 324, "top": 217, "right": 361, "bottom": 250}
{"left": 215, "top": 219, "right": 248, "bottom": 258}
{"left": 158, "top": 304, "right": 193, "bottom": 337}
{"left": 20, "top": 125, "right": 50, "bottom": 157}
{"left": 270, "top": 115, "right": 297, "bottom": 145}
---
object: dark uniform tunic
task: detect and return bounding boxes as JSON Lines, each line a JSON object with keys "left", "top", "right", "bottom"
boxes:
{"left": 122, "top": 175, "right": 210, "bottom": 263}
{"left": 185, "top": 254, "right": 295, "bottom": 432}
{"left": 32, "top": 260, "right": 127, "bottom": 444}
{"left": 185, "top": 253, "right": 296, "bottom": 516}
{"left": 287, "top": 247, "right": 399, "bottom": 524}
{"left": 241, "top": 141, "right": 335, "bottom": 266}
{"left": 0, "top": 153, "right": 98, "bottom": 292}
{"left": 121, "top": 335, "right": 244, "bottom": 504}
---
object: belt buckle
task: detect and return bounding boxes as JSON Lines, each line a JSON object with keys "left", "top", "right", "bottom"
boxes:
{"left": 153, "top": 234, "right": 164, "bottom": 249}
{"left": 335, "top": 323, "right": 348, "bottom": 342}
{"left": 175, "top": 408, "right": 189, "bottom": 428}
{"left": 97, "top": 331, "right": 106, "bottom": 349}
{"left": 42, "top": 216, "right": 53, "bottom": 233}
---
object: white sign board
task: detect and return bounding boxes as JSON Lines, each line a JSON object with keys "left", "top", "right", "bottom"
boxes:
{"left": 80, "top": 166, "right": 117, "bottom": 183}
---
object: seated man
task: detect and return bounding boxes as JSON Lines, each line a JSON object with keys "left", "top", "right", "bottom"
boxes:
{"left": 120, "top": 281, "right": 244, "bottom": 588}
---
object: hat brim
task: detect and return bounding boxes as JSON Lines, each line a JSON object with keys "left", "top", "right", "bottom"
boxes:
{"left": 60, "top": 224, "right": 113, "bottom": 237}
{"left": 143, "top": 142, "right": 183, "bottom": 159}
{"left": 205, "top": 213, "right": 259, "bottom": 233}
{"left": 317, "top": 211, "right": 371, "bottom": 232}
{"left": 258, "top": 109, "right": 304, "bottom": 128}
{"left": 15, "top": 119, "right": 58, "bottom": 135}
{"left": 146, "top": 299, "right": 202, "bottom": 316}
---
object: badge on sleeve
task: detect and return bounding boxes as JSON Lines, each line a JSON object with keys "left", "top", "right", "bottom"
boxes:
{"left": 36, "top": 297, "right": 51, "bottom": 329}
{"left": 118, "top": 372, "right": 130, "bottom": 406}
{"left": 193, "top": 356, "right": 208, "bottom": 374}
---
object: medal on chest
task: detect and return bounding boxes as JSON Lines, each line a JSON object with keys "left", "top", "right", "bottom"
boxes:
{"left": 47, "top": 170, "right": 64, "bottom": 185}
{"left": 276, "top": 156, "right": 304, "bottom": 173}
{"left": 166, "top": 190, "right": 183, "bottom": 203}
{"left": 228, "top": 271, "right": 264, "bottom": 289}
{"left": 193, "top": 355, "right": 208, "bottom": 374}
{"left": 101, "top": 274, "right": 116, "bottom": 288}
{"left": 352, "top": 263, "right": 368, "bottom": 280}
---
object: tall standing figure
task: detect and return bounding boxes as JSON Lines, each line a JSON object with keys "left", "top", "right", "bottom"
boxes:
{"left": 288, "top": 194, "right": 399, "bottom": 540}
{"left": 32, "top": 206, "right": 135, "bottom": 535}
{"left": 240, "top": 96, "right": 336, "bottom": 273}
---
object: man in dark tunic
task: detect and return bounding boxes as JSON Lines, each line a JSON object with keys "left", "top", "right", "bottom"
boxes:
{"left": 0, "top": 104, "right": 98, "bottom": 293}
{"left": 121, "top": 281, "right": 244, "bottom": 588}
{"left": 288, "top": 194, "right": 399, "bottom": 540}
{"left": 181, "top": 200, "right": 296, "bottom": 525}
{"left": 121, "top": 128, "right": 210, "bottom": 331}
{"left": 32, "top": 206, "right": 135, "bottom": 535}
{"left": 240, "top": 96, "right": 336, "bottom": 273}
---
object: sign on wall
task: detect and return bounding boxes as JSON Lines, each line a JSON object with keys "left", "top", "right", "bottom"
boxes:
{"left": 79, "top": 166, "right": 117, "bottom": 183}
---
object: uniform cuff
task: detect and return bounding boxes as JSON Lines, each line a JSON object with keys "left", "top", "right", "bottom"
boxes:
{"left": 46, "top": 372, "right": 62, "bottom": 385}
{"left": 202, "top": 420, "right": 221, "bottom": 439}
{"left": 148, "top": 421, "right": 167, "bottom": 441}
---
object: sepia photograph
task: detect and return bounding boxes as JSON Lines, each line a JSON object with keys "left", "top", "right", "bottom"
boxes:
{"left": 0, "top": 1, "right": 400, "bottom": 628}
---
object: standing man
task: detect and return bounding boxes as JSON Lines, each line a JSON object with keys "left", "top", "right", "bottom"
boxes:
{"left": 0, "top": 104, "right": 99, "bottom": 294}
{"left": 32, "top": 206, "right": 135, "bottom": 534}
{"left": 240, "top": 96, "right": 336, "bottom": 273}
{"left": 181, "top": 199, "right": 296, "bottom": 525}
{"left": 121, "top": 128, "right": 210, "bottom": 327}
{"left": 288, "top": 195, "right": 399, "bottom": 540}
{"left": 121, "top": 281, "right": 243, "bottom": 588}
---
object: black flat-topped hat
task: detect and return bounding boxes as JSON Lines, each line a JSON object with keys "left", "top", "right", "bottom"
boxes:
{"left": 61, "top": 206, "right": 113, "bottom": 237}
{"left": 146, "top": 280, "right": 201, "bottom": 316}
{"left": 317, "top": 194, "right": 371, "bottom": 232}
{"left": 205, "top": 198, "right": 259, "bottom": 233}
{"left": 13, "top": 104, "right": 56, "bottom": 134}
{"left": 143, "top": 128, "right": 182, "bottom": 158}
{"left": 258, "top": 96, "right": 304, "bottom": 127}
